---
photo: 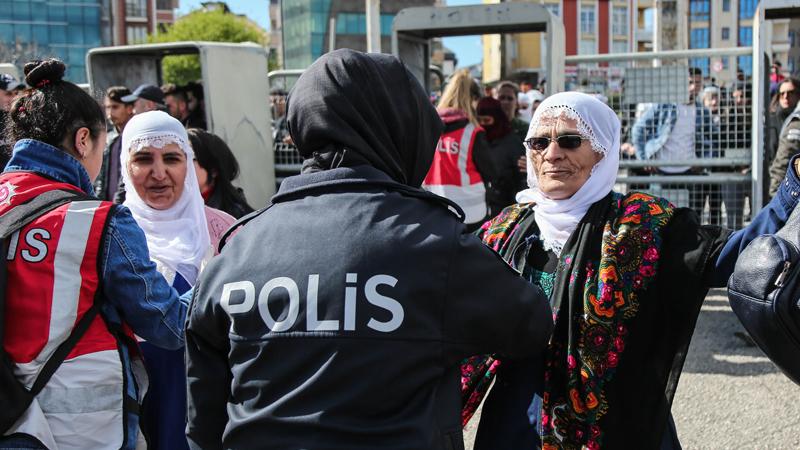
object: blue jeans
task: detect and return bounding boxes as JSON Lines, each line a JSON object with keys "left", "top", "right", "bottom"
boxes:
{"left": 0, "top": 434, "right": 46, "bottom": 449}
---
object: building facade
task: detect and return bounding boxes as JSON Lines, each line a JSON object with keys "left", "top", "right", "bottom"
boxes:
{"left": 0, "top": 0, "right": 177, "bottom": 83}
{"left": 481, "top": 0, "right": 789, "bottom": 86}
{"left": 482, "top": 0, "right": 637, "bottom": 84}
{"left": 109, "top": 0, "right": 179, "bottom": 45}
{"left": 269, "top": 0, "right": 283, "bottom": 68}
{"left": 0, "top": 0, "right": 106, "bottom": 82}
{"left": 278, "top": 0, "right": 436, "bottom": 70}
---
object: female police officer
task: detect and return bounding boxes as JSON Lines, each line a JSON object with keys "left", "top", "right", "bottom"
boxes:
{"left": 185, "top": 49, "right": 554, "bottom": 449}
{"left": 0, "top": 59, "right": 188, "bottom": 450}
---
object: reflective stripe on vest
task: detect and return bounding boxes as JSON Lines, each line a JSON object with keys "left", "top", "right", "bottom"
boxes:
{"left": 38, "top": 201, "right": 101, "bottom": 367}
{"left": 423, "top": 123, "right": 487, "bottom": 223}
{"left": 457, "top": 123, "right": 475, "bottom": 187}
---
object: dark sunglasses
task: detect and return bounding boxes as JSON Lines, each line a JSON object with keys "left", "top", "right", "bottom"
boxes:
{"left": 525, "top": 135, "right": 586, "bottom": 151}
{"left": 497, "top": 95, "right": 516, "bottom": 101}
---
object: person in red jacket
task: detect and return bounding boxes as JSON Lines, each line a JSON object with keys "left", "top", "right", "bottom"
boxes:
{"left": 423, "top": 69, "right": 495, "bottom": 231}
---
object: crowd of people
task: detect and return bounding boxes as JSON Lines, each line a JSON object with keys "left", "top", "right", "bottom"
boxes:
{"left": 95, "top": 79, "right": 252, "bottom": 219}
{"left": 1, "top": 51, "right": 799, "bottom": 450}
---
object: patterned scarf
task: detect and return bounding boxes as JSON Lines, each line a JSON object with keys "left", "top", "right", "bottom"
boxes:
{"left": 461, "top": 192, "right": 674, "bottom": 448}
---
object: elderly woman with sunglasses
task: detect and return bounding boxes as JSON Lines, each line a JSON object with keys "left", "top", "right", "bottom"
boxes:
{"left": 462, "top": 92, "right": 800, "bottom": 450}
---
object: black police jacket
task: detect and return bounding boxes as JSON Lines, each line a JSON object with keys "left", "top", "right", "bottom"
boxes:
{"left": 186, "top": 165, "right": 553, "bottom": 450}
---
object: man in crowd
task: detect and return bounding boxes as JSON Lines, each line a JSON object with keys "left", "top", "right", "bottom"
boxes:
{"left": 526, "top": 89, "right": 545, "bottom": 115}
{"left": 768, "top": 78, "right": 800, "bottom": 168}
{"left": 519, "top": 79, "right": 534, "bottom": 94}
{"left": 270, "top": 86, "right": 291, "bottom": 144}
{"left": 185, "top": 81, "right": 206, "bottom": 124}
{"left": 626, "top": 67, "right": 720, "bottom": 223}
{"left": 771, "top": 61, "right": 786, "bottom": 96}
{"left": 122, "top": 83, "right": 166, "bottom": 114}
{"left": 769, "top": 94, "right": 800, "bottom": 198}
{"left": 163, "top": 83, "right": 206, "bottom": 129}
{"left": 0, "top": 73, "right": 23, "bottom": 111}
{"left": 0, "top": 73, "right": 24, "bottom": 167}
{"left": 95, "top": 86, "right": 134, "bottom": 202}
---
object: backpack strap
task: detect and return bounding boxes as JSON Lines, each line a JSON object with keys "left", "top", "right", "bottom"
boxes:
{"left": 0, "top": 189, "right": 92, "bottom": 239}
{"left": 0, "top": 189, "right": 97, "bottom": 398}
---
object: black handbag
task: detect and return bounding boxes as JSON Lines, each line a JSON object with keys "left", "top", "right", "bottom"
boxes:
{"left": 0, "top": 189, "right": 100, "bottom": 434}
{"left": 727, "top": 205, "right": 800, "bottom": 385}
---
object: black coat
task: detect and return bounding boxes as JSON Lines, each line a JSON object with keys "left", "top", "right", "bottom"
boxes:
{"left": 484, "top": 132, "right": 526, "bottom": 216}
{"left": 185, "top": 165, "right": 553, "bottom": 449}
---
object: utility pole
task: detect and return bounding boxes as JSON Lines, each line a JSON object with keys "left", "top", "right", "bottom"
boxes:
{"left": 329, "top": 17, "right": 337, "bottom": 52}
{"left": 366, "top": 0, "right": 381, "bottom": 53}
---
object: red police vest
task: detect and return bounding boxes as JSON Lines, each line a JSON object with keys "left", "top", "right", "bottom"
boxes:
{"left": 423, "top": 123, "right": 487, "bottom": 223}
{"left": 0, "top": 171, "right": 134, "bottom": 449}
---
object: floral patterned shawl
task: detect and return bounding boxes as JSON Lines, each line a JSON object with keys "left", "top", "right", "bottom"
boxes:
{"left": 462, "top": 191, "right": 678, "bottom": 449}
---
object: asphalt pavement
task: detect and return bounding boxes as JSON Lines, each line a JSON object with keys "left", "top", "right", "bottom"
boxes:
{"left": 464, "top": 288, "right": 800, "bottom": 449}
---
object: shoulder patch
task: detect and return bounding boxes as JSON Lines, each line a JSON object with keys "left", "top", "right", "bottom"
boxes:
{"left": 0, "top": 182, "right": 18, "bottom": 206}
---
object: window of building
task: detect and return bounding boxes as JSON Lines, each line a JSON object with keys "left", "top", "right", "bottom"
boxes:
{"left": 689, "top": 27, "right": 710, "bottom": 76}
{"left": 156, "top": 0, "right": 174, "bottom": 10}
{"left": 736, "top": 25, "right": 753, "bottom": 76}
{"left": 311, "top": 11, "right": 326, "bottom": 33}
{"left": 579, "top": 38, "right": 596, "bottom": 55}
{"left": 738, "top": 55, "right": 753, "bottom": 75}
{"left": 126, "top": 0, "right": 147, "bottom": 18}
{"left": 543, "top": 2, "right": 560, "bottom": 18}
{"left": 722, "top": 27, "right": 730, "bottom": 40}
{"left": 335, "top": 13, "right": 394, "bottom": 36}
{"left": 722, "top": 0, "right": 731, "bottom": 12}
{"left": 127, "top": 25, "right": 147, "bottom": 43}
{"left": 612, "top": 6, "right": 628, "bottom": 36}
{"left": 612, "top": 40, "right": 628, "bottom": 54}
{"left": 738, "top": 25, "right": 752, "bottom": 45}
{"left": 580, "top": 6, "right": 595, "bottom": 34}
{"left": 282, "top": 0, "right": 333, "bottom": 68}
{"left": 690, "top": 27, "right": 710, "bottom": 49}
{"left": 689, "top": 0, "right": 710, "bottom": 22}
{"left": 690, "top": 58, "right": 710, "bottom": 75}
{"left": 739, "top": 0, "right": 757, "bottom": 20}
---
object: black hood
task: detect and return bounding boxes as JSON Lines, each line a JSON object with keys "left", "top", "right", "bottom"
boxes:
{"left": 286, "top": 49, "right": 443, "bottom": 187}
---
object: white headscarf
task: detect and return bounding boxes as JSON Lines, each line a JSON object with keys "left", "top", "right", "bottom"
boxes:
{"left": 121, "top": 110, "right": 211, "bottom": 285}
{"left": 516, "top": 92, "right": 620, "bottom": 254}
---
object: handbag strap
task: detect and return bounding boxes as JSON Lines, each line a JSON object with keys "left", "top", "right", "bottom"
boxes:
{"left": 0, "top": 189, "right": 98, "bottom": 396}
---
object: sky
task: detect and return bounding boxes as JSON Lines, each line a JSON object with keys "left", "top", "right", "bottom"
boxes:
{"left": 177, "top": 0, "right": 271, "bottom": 30}
{"left": 440, "top": 0, "right": 484, "bottom": 68}
{"left": 177, "top": 0, "right": 483, "bottom": 68}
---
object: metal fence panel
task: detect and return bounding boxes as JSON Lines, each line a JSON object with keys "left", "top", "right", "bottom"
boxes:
{"left": 566, "top": 47, "right": 756, "bottom": 227}
{"left": 268, "top": 70, "right": 304, "bottom": 190}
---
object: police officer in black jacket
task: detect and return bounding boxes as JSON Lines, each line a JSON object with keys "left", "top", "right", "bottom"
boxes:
{"left": 185, "top": 49, "right": 553, "bottom": 450}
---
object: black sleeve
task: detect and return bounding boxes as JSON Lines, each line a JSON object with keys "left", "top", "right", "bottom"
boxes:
{"left": 186, "top": 279, "right": 232, "bottom": 450}
{"left": 499, "top": 136, "right": 527, "bottom": 202}
{"left": 113, "top": 175, "right": 126, "bottom": 204}
{"left": 471, "top": 131, "right": 497, "bottom": 183}
{"left": 441, "top": 232, "right": 553, "bottom": 365}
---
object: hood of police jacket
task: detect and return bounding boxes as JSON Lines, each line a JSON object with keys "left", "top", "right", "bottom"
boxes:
{"left": 286, "top": 48, "right": 443, "bottom": 188}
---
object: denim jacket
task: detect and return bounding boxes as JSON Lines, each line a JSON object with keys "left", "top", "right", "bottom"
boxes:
{"left": 632, "top": 103, "right": 719, "bottom": 160}
{"left": 4, "top": 139, "right": 190, "bottom": 449}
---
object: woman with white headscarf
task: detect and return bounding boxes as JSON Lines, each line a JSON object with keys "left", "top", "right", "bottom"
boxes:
{"left": 120, "top": 111, "right": 234, "bottom": 449}
{"left": 461, "top": 92, "right": 800, "bottom": 449}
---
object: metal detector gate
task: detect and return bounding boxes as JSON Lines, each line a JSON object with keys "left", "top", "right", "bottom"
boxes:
{"left": 392, "top": 2, "right": 565, "bottom": 95}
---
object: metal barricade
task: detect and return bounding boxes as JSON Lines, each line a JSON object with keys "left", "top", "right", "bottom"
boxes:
{"left": 565, "top": 47, "right": 756, "bottom": 228}
{"left": 273, "top": 141, "right": 303, "bottom": 187}
{"left": 268, "top": 69, "right": 305, "bottom": 189}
